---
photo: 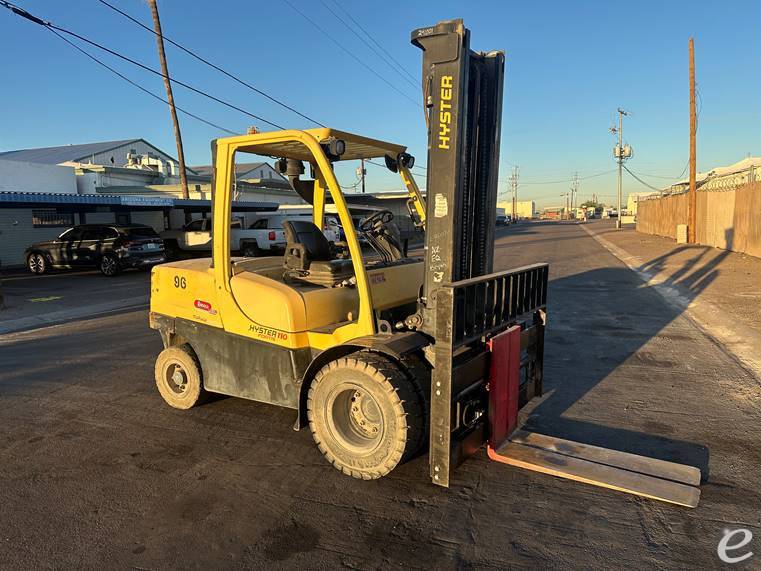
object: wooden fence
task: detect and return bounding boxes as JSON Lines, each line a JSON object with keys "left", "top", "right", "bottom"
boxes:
{"left": 636, "top": 182, "right": 761, "bottom": 258}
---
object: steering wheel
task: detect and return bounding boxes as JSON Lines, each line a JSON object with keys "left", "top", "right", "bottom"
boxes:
{"left": 358, "top": 210, "right": 394, "bottom": 232}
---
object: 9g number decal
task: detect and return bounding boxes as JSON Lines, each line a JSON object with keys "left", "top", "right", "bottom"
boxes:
{"left": 173, "top": 275, "right": 187, "bottom": 289}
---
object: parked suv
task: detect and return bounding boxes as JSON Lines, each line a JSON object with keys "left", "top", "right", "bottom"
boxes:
{"left": 25, "top": 224, "right": 165, "bottom": 276}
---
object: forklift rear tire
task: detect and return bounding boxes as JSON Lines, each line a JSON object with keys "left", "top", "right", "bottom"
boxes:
{"left": 307, "top": 352, "right": 425, "bottom": 480}
{"left": 155, "top": 345, "right": 207, "bottom": 410}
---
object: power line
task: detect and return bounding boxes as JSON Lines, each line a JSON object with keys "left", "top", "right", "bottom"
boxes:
{"left": 47, "top": 28, "right": 237, "bottom": 136}
{"left": 328, "top": 0, "right": 418, "bottom": 85}
{"left": 5, "top": 1, "right": 429, "bottom": 172}
{"left": 627, "top": 168, "right": 685, "bottom": 180}
{"left": 318, "top": 0, "right": 418, "bottom": 90}
{"left": 623, "top": 165, "right": 664, "bottom": 192}
{"left": 95, "top": 0, "right": 325, "bottom": 128}
{"left": 1, "top": 1, "right": 286, "bottom": 130}
{"left": 519, "top": 169, "right": 615, "bottom": 185}
{"left": 280, "top": 0, "right": 420, "bottom": 108}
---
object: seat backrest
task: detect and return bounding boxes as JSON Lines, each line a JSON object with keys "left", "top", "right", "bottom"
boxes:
{"left": 282, "top": 220, "right": 332, "bottom": 262}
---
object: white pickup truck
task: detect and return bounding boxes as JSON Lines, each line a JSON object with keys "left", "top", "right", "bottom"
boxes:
{"left": 248, "top": 213, "right": 341, "bottom": 244}
{"left": 161, "top": 215, "right": 342, "bottom": 259}
{"left": 160, "top": 218, "right": 286, "bottom": 258}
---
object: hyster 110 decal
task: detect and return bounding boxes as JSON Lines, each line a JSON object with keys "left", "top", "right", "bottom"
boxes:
{"left": 249, "top": 323, "right": 288, "bottom": 342}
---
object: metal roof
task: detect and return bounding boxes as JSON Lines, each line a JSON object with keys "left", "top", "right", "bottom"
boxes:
{"left": 190, "top": 162, "right": 269, "bottom": 178}
{"left": 0, "top": 139, "right": 142, "bottom": 165}
{"left": 0, "top": 191, "right": 277, "bottom": 212}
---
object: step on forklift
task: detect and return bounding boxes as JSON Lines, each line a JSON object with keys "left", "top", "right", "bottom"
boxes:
{"left": 149, "top": 19, "right": 700, "bottom": 506}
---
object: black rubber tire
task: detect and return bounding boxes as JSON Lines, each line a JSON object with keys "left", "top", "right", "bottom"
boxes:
{"left": 27, "top": 252, "right": 47, "bottom": 275}
{"left": 164, "top": 240, "right": 181, "bottom": 260}
{"left": 99, "top": 254, "right": 120, "bottom": 277}
{"left": 307, "top": 351, "right": 425, "bottom": 480}
{"left": 154, "top": 344, "right": 207, "bottom": 410}
{"left": 241, "top": 242, "right": 261, "bottom": 258}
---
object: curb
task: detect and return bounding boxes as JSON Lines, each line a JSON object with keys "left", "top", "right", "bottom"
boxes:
{"left": 581, "top": 224, "right": 761, "bottom": 380}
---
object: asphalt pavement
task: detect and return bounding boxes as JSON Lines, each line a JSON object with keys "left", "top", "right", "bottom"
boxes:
{"left": 0, "top": 221, "right": 759, "bottom": 569}
{"left": 0, "top": 268, "right": 150, "bottom": 334}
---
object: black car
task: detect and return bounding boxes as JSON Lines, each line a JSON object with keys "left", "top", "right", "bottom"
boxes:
{"left": 25, "top": 224, "right": 166, "bottom": 276}
{"left": 496, "top": 214, "right": 509, "bottom": 226}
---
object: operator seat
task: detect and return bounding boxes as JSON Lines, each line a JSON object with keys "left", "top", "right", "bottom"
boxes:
{"left": 282, "top": 220, "right": 353, "bottom": 287}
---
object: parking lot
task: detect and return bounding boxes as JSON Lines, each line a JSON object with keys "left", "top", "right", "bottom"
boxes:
{"left": 0, "top": 268, "right": 150, "bottom": 334}
{"left": 1, "top": 221, "right": 759, "bottom": 568}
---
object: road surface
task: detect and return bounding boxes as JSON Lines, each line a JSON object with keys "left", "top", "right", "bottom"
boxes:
{"left": 1, "top": 221, "right": 759, "bottom": 568}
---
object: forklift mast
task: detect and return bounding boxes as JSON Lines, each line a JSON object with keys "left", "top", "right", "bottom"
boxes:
{"left": 412, "top": 19, "right": 504, "bottom": 333}
{"left": 411, "top": 20, "right": 549, "bottom": 487}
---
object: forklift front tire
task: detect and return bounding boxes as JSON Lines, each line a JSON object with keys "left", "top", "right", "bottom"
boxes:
{"left": 155, "top": 345, "right": 207, "bottom": 410}
{"left": 307, "top": 352, "right": 425, "bottom": 480}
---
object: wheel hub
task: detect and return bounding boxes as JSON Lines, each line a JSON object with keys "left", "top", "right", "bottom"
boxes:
{"left": 349, "top": 390, "right": 381, "bottom": 437}
{"left": 168, "top": 364, "right": 187, "bottom": 393}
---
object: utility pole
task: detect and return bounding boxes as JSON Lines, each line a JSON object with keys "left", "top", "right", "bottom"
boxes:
{"left": 508, "top": 165, "right": 519, "bottom": 220}
{"left": 611, "top": 108, "right": 630, "bottom": 229}
{"left": 688, "top": 37, "right": 697, "bottom": 243}
{"left": 571, "top": 172, "right": 580, "bottom": 213}
{"left": 354, "top": 159, "right": 367, "bottom": 194}
{"left": 148, "top": 0, "right": 189, "bottom": 202}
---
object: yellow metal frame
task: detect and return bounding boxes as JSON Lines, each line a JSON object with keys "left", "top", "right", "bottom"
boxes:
{"left": 211, "top": 128, "right": 421, "bottom": 351}
{"left": 400, "top": 165, "right": 426, "bottom": 226}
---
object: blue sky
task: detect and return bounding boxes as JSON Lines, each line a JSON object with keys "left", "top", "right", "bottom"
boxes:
{"left": 1, "top": 0, "right": 759, "bottom": 208}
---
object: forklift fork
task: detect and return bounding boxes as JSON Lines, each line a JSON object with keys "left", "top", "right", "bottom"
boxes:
{"left": 486, "top": 324, "right": 701, "bottom": 508}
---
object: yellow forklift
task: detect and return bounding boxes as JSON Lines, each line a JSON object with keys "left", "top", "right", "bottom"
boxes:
{"left": 149, "top": 20, "right": 700, "bottom": 505}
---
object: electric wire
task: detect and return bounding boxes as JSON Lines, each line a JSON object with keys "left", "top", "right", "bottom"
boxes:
{"left": 280, "top": 0, "right": 420, "bottom": 107}
{"left": 623, "top": 165, "right": 664, "bottom": 192}
{"left": 327, "top": 0, "right": 418, "bottom": 85}
{"left": 519, "top": 169, "right": 616, "bottom": 185}
{"left": 5, "top": 1, "right": 432, "bottom": 179}
{"left": 318, "top": 0, "right": 418, "bottom": 90}
{"left": 47, "top": 28, "right": 237, "bottom": 136}
{"left": 95, "top": 0, "right": 325, "bottom": 127}
{"left": 628, "top": 166, "right": 687, "bottom": 180}
{"left": 1, "top": 1, "right": 286, "bottom": 130}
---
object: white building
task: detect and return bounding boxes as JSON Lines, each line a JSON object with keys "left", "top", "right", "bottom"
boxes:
{"left": 0, "top": 138, "right": 297, "bottom": 267}
{"left": 190, "top": 161, "right": 283, "bottom": 183}
{"left": 496, "top": 199, "right": 536, "bottom": 219}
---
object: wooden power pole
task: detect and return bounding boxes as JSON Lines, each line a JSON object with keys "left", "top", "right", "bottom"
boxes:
{"left": 688, "top": 37, "right": 697, "bottom": 243}
{"left": 148, "top": 0, "right": 189, "bottom": 201}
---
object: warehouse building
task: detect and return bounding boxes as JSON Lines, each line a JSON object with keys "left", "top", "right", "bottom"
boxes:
{"left": 496, "top": 199, "right": 536, "bottom": 219}
{"left": 0, "top": 139, "right": 297, "bottom": 267}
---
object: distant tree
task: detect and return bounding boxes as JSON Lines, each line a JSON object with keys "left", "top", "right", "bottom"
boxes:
{"left": 580, "top": 200, "right": 603, "bottom": 209}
